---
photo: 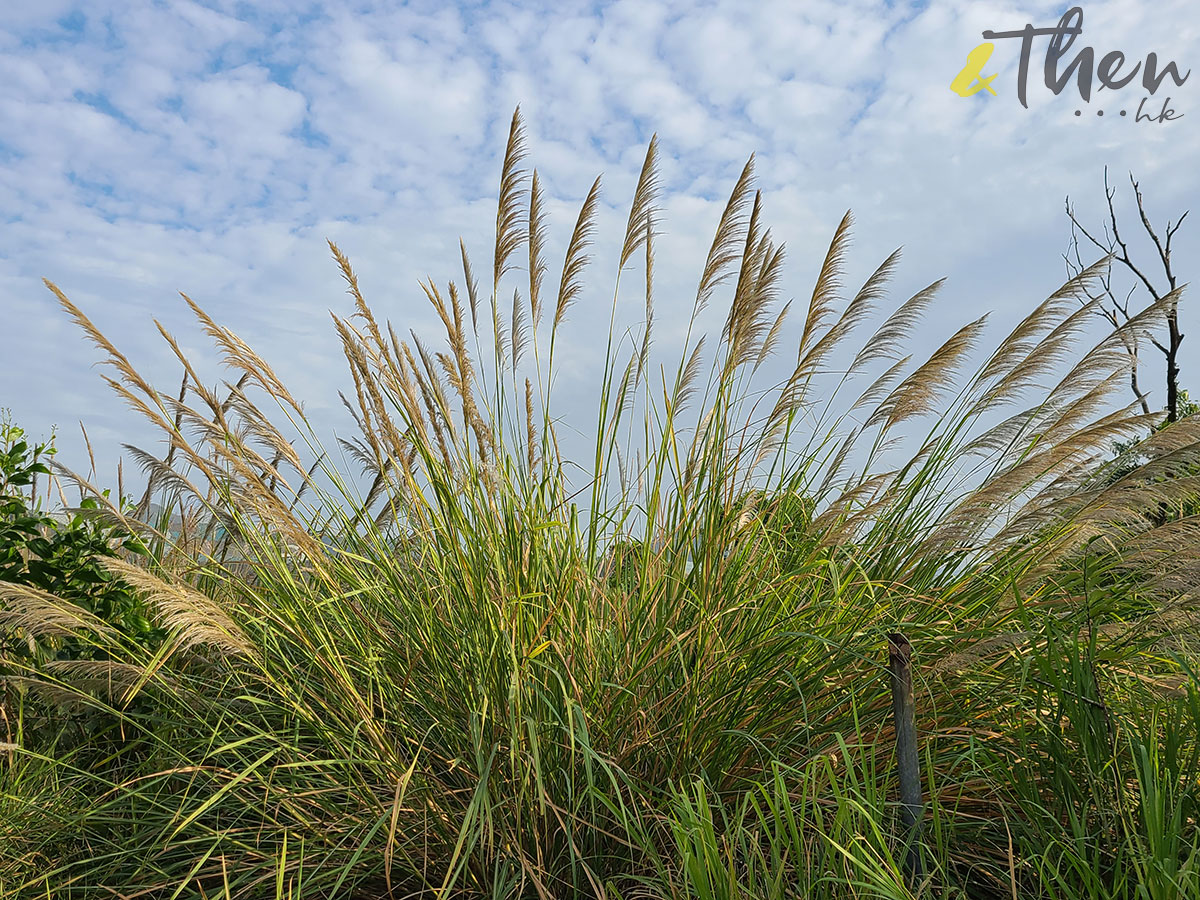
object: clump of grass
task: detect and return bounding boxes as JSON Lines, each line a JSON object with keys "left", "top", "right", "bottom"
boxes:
{"left": 4, "top": 109, "right": 1200, "bottom": 899}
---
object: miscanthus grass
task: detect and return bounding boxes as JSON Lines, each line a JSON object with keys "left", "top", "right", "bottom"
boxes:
{"left": 4, "top": 110, "right": 1200, "bottom": 899}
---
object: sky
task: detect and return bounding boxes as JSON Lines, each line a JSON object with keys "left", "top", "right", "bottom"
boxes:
{"left": 2, "top": 0, "right": 1198, "bottom": 500}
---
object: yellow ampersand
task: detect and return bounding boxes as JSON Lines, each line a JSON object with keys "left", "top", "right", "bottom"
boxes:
{"left": 950, "top": 42, "right": 998, "bottom": 97}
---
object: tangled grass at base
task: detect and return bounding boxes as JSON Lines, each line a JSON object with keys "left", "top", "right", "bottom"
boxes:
{"left": 4, "top": 110, "right": 1200, "bottom": 898}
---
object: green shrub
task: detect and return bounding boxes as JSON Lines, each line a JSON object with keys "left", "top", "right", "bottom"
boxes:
{"left": 0, "top": 416, "right": 162, "bottom": 661}
{"left": 0, "top": 415, "right": 166, "bottom": 766}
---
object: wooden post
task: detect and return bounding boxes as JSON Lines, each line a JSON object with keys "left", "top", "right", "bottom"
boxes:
{"left": 888, "top": 631, "right": 924, "bottom": 886}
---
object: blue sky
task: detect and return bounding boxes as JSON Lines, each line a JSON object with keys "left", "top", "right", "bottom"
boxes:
{"left": 3, "top": 0, "right": 1198, "bottom": 494}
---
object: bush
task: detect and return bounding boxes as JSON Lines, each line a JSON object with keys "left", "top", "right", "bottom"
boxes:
{"left": 1, "top": 415, "right": 164, "bottom": 757}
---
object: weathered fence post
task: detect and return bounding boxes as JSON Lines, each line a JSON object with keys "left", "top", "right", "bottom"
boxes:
{"left": 888, "top": 631, "right": 924, "bottom": 886}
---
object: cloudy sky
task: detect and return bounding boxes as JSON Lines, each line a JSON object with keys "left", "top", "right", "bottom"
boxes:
{"left": 3, "top": 0, "right": 1198, "bottom": 496}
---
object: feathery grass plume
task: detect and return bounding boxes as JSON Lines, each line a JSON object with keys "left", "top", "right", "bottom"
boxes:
{"left": 971, "top": 299, "right": 1104, "bottom": 417}
{"left": 0, "top": 583, "right": 115, "bottom": 643}
{"left": 1139, "top": 414, "right": 1200, "bottom": 460}
{"left": 694, "top": 157, "right": 755, "bottom": 319}
{"left": 220, "top": 381, "right": 306, "bottom": 476}
{"left": 412, "top": 334, "right": 456, "bottom": 434}
{"left": 50, "top": 458, "right": 176, "bottom": 550}
{"left": 972, "top": 291, "right": 1175, "bottom": 471}
{"left": 760, "top": 212, "right": 856, "bottom": 440}
{"left": 330, "top": 240, "right": 387, "bottom": 355}
{"left": 1112, "top": 418, "right": 1200, "bottom": 485}
{"left": 333, "top": 314, "right": 386, "bottom": 462}
{"left": 494, "top": 107, "right": 529, "bottom": 292}
{"left": 722, "top": 192, "right": 786, "bottom": 376}
{"left": 849, "top": 278, "right": 942, "bottom": 372}
{"left": 407, "top": 336, "right": 455, "bottom": 470}
{"left": 102, "top": 558, "right": 254, "bottom": 658}
{"left": 393, "top": 338, "right": 433, "bottom": 447}
{"left": 849, "top": 355, "right": 914, "bottom": 416}
{"left": 525, "top": 378, "right": 537, "bottom": 476}
{"left": 611, "top": 352, "right": 641, "bottom": 434}
{"left": 795, "top": 210, "right": 852, "bottom": 368}
{"left": 865, "top": 315, "right": 990, "bottom": 431}
{"left": 460, "top": 238, "right": 482, "bottom": 334}
{"left": 674, "top": 336, "right": 707, "bottom": 416}
{"left": 528, "top": 170, "right": 549, "bottom": 331}
{"left": 959, "top": 401, "right": 1047, "bottom": 458}
{"left": 164, "top": 384, "right": 299, "bottom": 501}
{"left": 975, "top": 267, "right": 1098, "bottom": 385}
{"left": 1036, "top": 367, "right": 1135, "bottom": 447}
{"left": 40, "top": 659, "right": 157, "bottom": 706}
{"left": 814, "top": 426, "right": 863, "bottom": 499}
{"left": 425, "top": 279, "right": 488, "bottom": 457}
{"left": 807, "top": 247, "right": 901, "bottom": 378}
{"left": 1086, "top": 286, "right": 1179, "bottom": 377}
{"left": 936, "top": 402, "right": 1158, "bottom": 553}
{"left": 0, "top": 675, "right": 102, "bottom": 715}
{"left": 620, "top": 135, "right": 660, "bottom": 271}
{"left": 554, "top": 176, "right": 601, "bottom": 334}
{"left": 121, "top": 445, "right": 214, "bottom": 516}
{"left": 339, "top": 434, "right": 378, "bottom": 477}
{"left": 635, "top": 207, "right": 656, "bottom": 388}
{"left": 510, "top": 286, "right": 529, "bottom": 370}
{"left": 135, "top": 369, "right": 190, "bottom": 518}
{"left": 753, "top": 299, "right": 792, "bottom": 373}
{"left": 45, "top": 280, "right": 162, "bottom": 415}
{"left": 48, "top": 282, "right": 187, "bottom": 462}
{"left": 181, "top": 294, "right": 306, "bottom": 419}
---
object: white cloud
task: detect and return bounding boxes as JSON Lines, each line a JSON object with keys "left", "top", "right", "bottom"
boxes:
{"left": 2, "top": 0, "right": 1198, "bottom": 493}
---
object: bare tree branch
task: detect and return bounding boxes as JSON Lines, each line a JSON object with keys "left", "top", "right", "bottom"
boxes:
{"left": 1065, "top": 168, "right": 1189, "bottom": 422}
